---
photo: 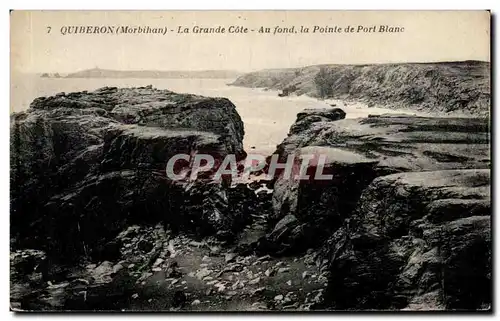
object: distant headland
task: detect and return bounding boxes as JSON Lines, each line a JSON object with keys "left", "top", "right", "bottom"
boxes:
{"left": 58, "top": 67, "right": 242, "bottom": 79}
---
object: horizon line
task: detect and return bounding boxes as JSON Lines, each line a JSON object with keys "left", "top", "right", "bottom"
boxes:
{"left": 15, "top": 59, "right": 491, "bottom": 75}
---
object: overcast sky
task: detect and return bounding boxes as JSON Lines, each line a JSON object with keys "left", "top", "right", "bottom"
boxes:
{"left": 11, "top": 10, "right": 490, "bottom": 73}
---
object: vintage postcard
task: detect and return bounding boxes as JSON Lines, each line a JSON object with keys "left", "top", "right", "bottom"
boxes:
{"left": 10, "top": 10, "right": 491, "bottom": 312}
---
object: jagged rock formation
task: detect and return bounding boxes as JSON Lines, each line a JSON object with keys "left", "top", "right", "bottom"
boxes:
{"left": 230, "top": 61, "right": 490, "bottom": 116}
{"left": 259, "top": 108, "right": 491, "bottom": 310}
{"left": 10, "top": 84, "right": 492, "bottom": 311}
{"left": 10, "top": 86, "right": 247, "bottom": 260}
{"left": 324, "top": 169, "right": 491, "bottom": 310}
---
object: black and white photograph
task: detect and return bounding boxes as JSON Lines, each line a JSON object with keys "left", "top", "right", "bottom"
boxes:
{"left": 9, "top": 10, "right": 492, "bottom": 312}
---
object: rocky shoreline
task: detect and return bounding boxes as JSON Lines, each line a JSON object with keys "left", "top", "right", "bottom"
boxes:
{"left": 10, "top": 86, "right": 491, "bottom": 311}
{"left": 230, "top": 61, "right": 490, "bottom": 116}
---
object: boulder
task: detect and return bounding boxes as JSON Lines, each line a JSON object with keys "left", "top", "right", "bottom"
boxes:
{"left": 255, "top": 215, "right": 301, "bottom": 255}
{"left": 290, "top": 108, "right": 346, "bottom": 134}
{"left": 167, "top": 181, "right": 256, "bottom": 240}
{"left": 10, "top": 249, "right": 48, "bottom": 283}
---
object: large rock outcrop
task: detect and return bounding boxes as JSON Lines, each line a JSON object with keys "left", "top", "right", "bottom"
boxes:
{"left": 264, "top": 109, "right": 490, "bottom": 253}
{"left": 10, "top": 86, "right": 247, "bottom": 260}
{"left": 262, "top": 107, "right": 491, "bottom": 310}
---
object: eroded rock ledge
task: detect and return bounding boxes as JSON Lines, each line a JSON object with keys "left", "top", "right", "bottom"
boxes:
{"left": 262, "top": 108, "right": 491, "bottom": 310}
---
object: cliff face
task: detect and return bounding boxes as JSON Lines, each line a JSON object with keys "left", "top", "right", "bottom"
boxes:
{"left": 259, "top": 108, "right": 491, "bottom": 310}
{"left": 231, "top": 61, "right": 490, "bottom": 116}
{"left": 10, "top": 86, "right": 247, "bottom": 259}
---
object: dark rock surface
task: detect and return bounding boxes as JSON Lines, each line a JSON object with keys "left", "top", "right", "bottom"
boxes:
{"left": 289, "top": 108, "right": 346, "bottom": 135}
{"left": 262, "top": 146, "right": 379, "bottom": 254}
{"left": 10, "top": 85, "right": 491, "bottom": 311}
{"left": 259, "top": 107, "right": 491, "bottom": 311}
{"left": 11, "top": 86, "right": 247, "bottom": 260}
{"left": 276, "top": 114, "right": 490, "bottom": 174}
{"left": 323, "top": 170, "right": 491, "bottom": 310}
{"left": 12, "top": 224, "right": 328, "bottom": 311}
{"left": 264, "top": 110, "right": 490, "bottom": 255}
{"left": 13, "top": 87, "right": 308, "bottom": 312}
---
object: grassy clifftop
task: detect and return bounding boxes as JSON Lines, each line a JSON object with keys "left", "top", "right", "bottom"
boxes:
{"left": 231, "top": 61, "right": 490, "bottom": 115}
